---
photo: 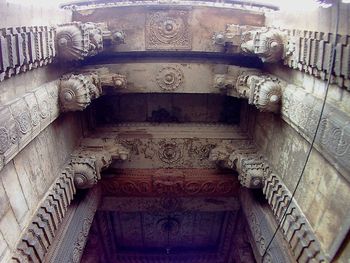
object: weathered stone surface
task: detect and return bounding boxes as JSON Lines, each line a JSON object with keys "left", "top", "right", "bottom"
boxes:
{"left": 0, "top": 209, "right": 21, "bottom": 250}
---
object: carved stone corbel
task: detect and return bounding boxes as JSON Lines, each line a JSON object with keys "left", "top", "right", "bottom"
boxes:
{"left": 213, "top": 25, "right": 290, "bottom": 63}
{"left": 59, "top": 73, "right": 101, "bottom": 112}
{"left": 214, "top": 71, "right": 283, "bottom": 113}
{"left": 71, "top": 140, "right": 129, "bottom": 189}
{"left": 56, "top": 22, "right": 107, "bottom": 61}
{"left": 236, "top": 72, "right": 282, "bottom": 113}
{"left": 209, "top": 141, "right": 267, "bottom": 188}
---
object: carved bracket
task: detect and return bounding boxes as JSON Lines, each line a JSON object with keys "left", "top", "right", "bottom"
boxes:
{"left": 56, "top": 22, "right": 110, "bottom": 61}
{"left": 59, "top": 70, "right": 127, "bottom": 112}
{"left": 209, "top": 141, "right": 268, "bottom": 188}
{"left": 213, "top": 25, "right": 289, "bottom": 63}
{"left": 71, "top": 139, "right": 129, "bottom": 189}
{"left": 214, "top": 70, "right": 283, "bottom": 113}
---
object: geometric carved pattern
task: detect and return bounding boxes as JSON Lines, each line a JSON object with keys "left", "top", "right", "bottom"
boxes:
{"left": 209, "top": 140, "right": 267, "bottom": 188}
{"left": 0, "top": 80, "right": 59, "bottom": 171}
{"left": 12, "top": 166, "right": 76, "bottom": 262}
{"left": 263, "top": 172, "right": 327, "bottom": 262}
{"left": 101, "top": 168, "right": 239, "bottom": 197}
{"left": 0, "top": 26, "right": 56, "bottom": 82}
{"left": 145, "top": 10, "right": 192, "bottom": 50}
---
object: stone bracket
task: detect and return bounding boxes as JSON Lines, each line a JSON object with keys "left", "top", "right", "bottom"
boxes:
{"left": 70, "top": 138, "right": 129, "bottom": 189}
{"left": 209, "top": 140, "right": 268, "bottom": 188}
{"left": 214, "top": 70, "right": 283, "bottom": 113}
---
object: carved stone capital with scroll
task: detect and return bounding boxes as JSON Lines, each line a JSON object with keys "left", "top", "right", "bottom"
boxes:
{"left": 210, "top": 141, "right": 267, "bottom": 188}
{"left": 71, "top": 139, "right": 130, "bottom": 189}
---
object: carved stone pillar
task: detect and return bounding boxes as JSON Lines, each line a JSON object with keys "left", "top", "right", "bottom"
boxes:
{"left": 56, "top": 22, "right": 106, "bottom": 61}
{"left": 209, "top": 141, "right": 267, "bottom": 188}
{"left": 71, "top": 139, "right": 129, "bottom": 189}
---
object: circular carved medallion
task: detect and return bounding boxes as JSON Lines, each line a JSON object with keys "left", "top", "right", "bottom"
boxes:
{"left": 17, "top": 112, "right": 32, "bottom": 134}
{"left": 158, "top": 142, "right": 182, "bottom": 164}
{"left": 0, "top": 127, "right": 10, "bottom": 154}
{"left": 156, "top": 66, "right": 184, "bottom": 91}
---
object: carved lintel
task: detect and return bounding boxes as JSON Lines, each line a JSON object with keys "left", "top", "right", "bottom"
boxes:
{"left": 71, "top": 139, "right": 130, "bottom": 189}
{"left": 59, "top": 73, "right": 101, "bottom": 112}
{"left": 209, "top": 141, "right": 266, "bottom": 188}
{"left": 99, "top": 72, "right": 127, "bottom": 90}
{"left": 56, "top": 22, "right": 107, "bottom": 61}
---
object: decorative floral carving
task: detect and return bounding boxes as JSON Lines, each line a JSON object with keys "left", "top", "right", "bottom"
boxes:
{"left": 30, "top": 105, "right": 40, "bottom": 126}
{"left": 158, "top": 140, "right": 183, "bottom": 164}
{"left": 146, "top": 10, "right": 192, "bottom": 50}
{"left": 156, "top": 66, "right": 184, "bottom": 91}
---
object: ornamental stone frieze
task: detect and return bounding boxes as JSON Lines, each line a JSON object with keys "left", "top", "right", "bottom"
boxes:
{"left": 0, "top": 80, "right": 60, "bottom": 171}
{"left": 214, "top": 70, "right": 283, "bottom": 113}
{"left": 71, "top": 138, "right": 129, "bottom": 189}
{"left": 209, "top": 140, "right": 268, "bottom": 188}
{"left": 59, "top": 70, "right": 127, "bottom": 112}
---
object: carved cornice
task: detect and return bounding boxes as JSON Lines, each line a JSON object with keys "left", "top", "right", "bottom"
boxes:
{"left": 12, "top": 166, "right": 76, "bottom": 262}
{"left": 49, "top": 186, "right": 101, "bottom": 263}
{"left": 214, "top": 25, "right": 350, "bottom": 90}
{"left": 0, "top": 80, "right": 59, "bottom": 171}
{"left": 263, "top": 172, "right": 327, "bottom": 262}
{"left": 214, "top": 70, "right": 283, "bottom": 113}
{"left": 0, "top": 26, "right": 56, "bottom": 82}
{"left": 71, "top": 138, "right": 129, "bottom": 189}
{"left": 209, "top": 140, "right": 268, "bottom": 188}
{"left": 240, "top": 189, "right": 295, "bottom": 263}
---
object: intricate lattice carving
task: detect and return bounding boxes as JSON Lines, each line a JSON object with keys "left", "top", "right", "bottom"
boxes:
{"left": 56, "top": 22, "right": 105, "bottom": 61}
{"left": 145, "top": 10, "right": 192, "bottom": 50}
{"left": 0, "top": 26, "right": 56, "bottom": 82}
{"left": 210, "top": 141, "right": 267, "bottom": 188}
{"left": 59, "top": 73, "right": 101, "bottom": 112}
{"left": 71, "top": 139, "right": 129, "bottom": 189}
